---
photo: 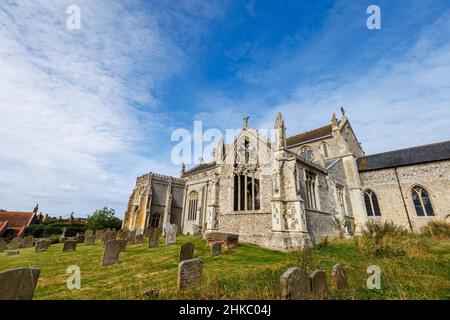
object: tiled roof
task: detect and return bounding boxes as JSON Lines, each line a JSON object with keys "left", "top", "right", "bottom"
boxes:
{"left": 357, "top": 140, "right": 450, "bottom": 172}
{"left": 0, "top": 221, "right": 8, "bottom": 236}
{"left": 0, "top": 211, "right": 35, "bottom": 228}
{"left": 287, "top": 125, "right": 332, "bottom": 147}
{"left": 183, "top": 162, "right": 217, "bottom": 176}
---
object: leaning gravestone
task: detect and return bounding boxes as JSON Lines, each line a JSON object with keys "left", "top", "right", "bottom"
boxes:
{"left": 95, "top": 229, "right": 105, "bottom": 241}
{"left": 35, "top": 239, "right": 51, "bottom": 252}
{"left": 101, "top": 240, "right": 121, "bottom": 266}
{"left": 119, "top": 230, "right": 129, "bottom": 241}
{"left": 85, "top": 230, "right": 94, "bottom": 237}
{"left": 310, "top": 270, "right": 328, "bottom": 299}
{"left": 103, "top": 230, "right": 117, "bottom": 245}
{"left": 62, "top": 240, "right": 77, "bottom": 252}
{"left": 8, "top": 237, "right": 23, "bottom": 250}
{"left": 24, "top": 235, "right": 34, "bottom": 248}
{"left": 135, "top": 234, "right": 144, "bottom": 244}
{"left": 280, "top": 267, "right": 310, "bottom": 300}
{"left": 148, "top": 229, "right": 160, "bottom": 248}
{"left": 0, "top": 268, "right": 40, "bottom": 300}
{"left": 177, "top": 258, "right": 203, "bottom": 290}
{"left": 211, "top": 241, "right": 222, "bottom": 257}
{"left": 0, "top": 239, "right": 6, "bottom": 252}
{"left": 127, "top": 230, "right": 137, "bottom": 244}
{"left": 179, "top": 243, "right": 195, "bottom": 262}
{"left": 76, "top": 233, "right": 85, "bottom": 244}
{"left": 118, "top": 239, "right": 127, "bottom": 252}
{"left": 85, "top": 235, "right": 95, "bottom": 245}
{"left": 331, "top": 264, "right": 349, "bottom": 289}
{"left": 165, "top": 225, "right": 176, "bottom": 245}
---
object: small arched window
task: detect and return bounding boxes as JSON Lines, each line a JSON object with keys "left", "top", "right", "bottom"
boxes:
{"left": 411, "top": 186, "right": 434, "bottom": 216}
{"left": 301, "top": 146, "right": 314, "bottom": 161}
{"left": 363, "top": 189, "right": 381, "bottom": 216}
{"left": 188, "top": 191, "right": 199, "bottom": 221}
{"left": 322, "top": 143, "right": 329, "bottom": 158}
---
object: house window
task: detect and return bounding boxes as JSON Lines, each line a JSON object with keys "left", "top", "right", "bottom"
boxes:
{"left": 305, "top": 171, "right": 317, "bottom": 209}
{"left": 336, "top": 185, "right": 346, "bottom": 215}
{"left": 301, "top": 146, "right": 314, "bottom": 161}
{"left": 411, "top": 186, "right": 434, "bottom": 216}
{"left": 363, "top": 189, "right": 381, "bottom": 216}
{"left": 187, "top": 191, "right": 199, "bottom": 220}
{"left": 322, "top": 143, "right": 329, "bottom": 158}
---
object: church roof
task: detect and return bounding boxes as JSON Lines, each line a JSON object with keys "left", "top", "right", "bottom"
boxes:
{"left": 183, "top": 162, "right": 217, "bottom": 176}
{"left": 357, "top": 140, "right": 450, "bottom": 172}
{"left": 286, "top": 124, "right": 332, "bottom": 147}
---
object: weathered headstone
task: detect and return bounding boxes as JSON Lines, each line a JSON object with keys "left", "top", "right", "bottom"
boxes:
{"left": 136, "top": 234, "right": 144, "bottom": 243}
{"left": 24, "top": 235, "right": 34, "bottom": 248}
{"left": 211, "top": 241, "right": 222, "bottom": 257}
{"left": 119, "top": 230, "right": 129, "bottom": 241}
{"left": 59, "top": 236, "right": 68, "bottom": 244}
{"left": 280, "top": 267, "right": 310, "bottom": 300}
{"left": 62, "top": 240, "right": 77, "bottom": 252}
{"left": 177, "top": 258, "right": 203, "bottom": 290}
{"left": 95, "top": 229, "right": 105, "bottom": 241}
{"left": 101, "top": 240, "right": 121, "bottom": 266}
{"left": 165, "top": 224, "right": 176, "bottom": 245}
{"left": 85, "top": 235, "right": 95, "bottom": 245}
{"left": 179, "top": 242, "right": 195, "bottom": 262}
{"left": 85, "top": 230, "right": 94, "bottom": 237}
{"left": 35, "top": 239, "right": 51, "bottom": 252}
{"left": 310, "top": 270, "right": 328, "bottom": 299}
{"left": 0, "top": 268, "right": 40, "bottom": 300}
{"left": 76, "top": 233, "right": 85, "bottom": 244}
{"left": 103, "top": 230, "right": 117, "bottom": 245}
{"left": 8, "top": 237, "right": 23, "bottom": 250}
{"left": 0, "top": 239, "right": 6, "bottom": 252}
{"left": 127, "top": 230, "right": 137, "bottom": 244}
{"left": 118, "top": 239, "right": 127, "bottom": 252}
{"left": 331, "top": 264, "right": 349, "bottom": 289}
{"left": 148, "top": 229, "right": 160, "bottom": 248}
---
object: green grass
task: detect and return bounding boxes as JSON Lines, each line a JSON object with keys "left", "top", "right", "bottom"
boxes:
{"left": 0, "top": 235, "right": 449, "bottom": 300}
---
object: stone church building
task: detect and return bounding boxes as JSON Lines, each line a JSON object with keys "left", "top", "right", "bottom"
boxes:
{"left": 122, "top": 110, "right": 450, "bottom": 251}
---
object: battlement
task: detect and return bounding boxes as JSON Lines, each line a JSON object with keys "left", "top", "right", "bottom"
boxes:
{"left": 136, "top": 172, "right": 184, "bottom": 184}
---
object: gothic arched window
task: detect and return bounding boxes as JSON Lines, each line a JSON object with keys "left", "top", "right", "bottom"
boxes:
{"left": 301, "top": 146, "right": 314, "bottom": 161}
{"left": 188, "top": 191, "right": 199, "bottom": 220}
{"left": 364, "top": 189, "right": 381, "bottom": 217}
{"left": 411, "top": 186, "right": 434, "bottom": 216}
{"left": 150, "top": 213, "right": 161, "bottom": 228}
{"left": 322, "top": 143, "right": 329, "bottom": 158}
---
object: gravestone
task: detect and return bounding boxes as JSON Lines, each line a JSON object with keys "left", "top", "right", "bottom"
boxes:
{"left": 119, "top": 230, "right": 129, "bottom": 241}
{"left": 62, "top": 240, "right": 77, "bottom": 252}
{"left": 35, "top": 239, "right": 51, "bottom": 252}
{"left": 148, "top": 229, "right": 160, "bottom": 248}
{"left": 310, "top": 270, "right": 328, "bottom": 299}
{"left": 85, "top": 235, "right": 95, "bottom": 245}
{"left": 95, "top": 229, "right": 105, "bottom": 241}
{"left": 59, "top": 236, "right": 68, "bottom": 244}
{"left": 85, "top": 230, "right": 94, "bottom": 237}
{"left": 0, "top": 268, "right": 40, "bottom": 300}
{"left": 76, "top": 233, "right": 85, "bottom": 244}
{"left": 280, "top": 267, "right": 310, "bottom": 300}
{"left": 165, "top": 224, "right": 176, "bottom": 245}
{"left": 0, "top": 239, "right": 6, "bottom": 252}
{"left": 7, "top": 251, "right": 20, "bottom": 256}
{"left": 173, "top": 224, "right": 179, "bottom": 234}
{"left": 179, "top": 243, "right": 195, "bottom": 262}
{"left": 331, "top": 264, "right": 349, "bottom": 289}
{"left": 103, "top": 230, "right": 117, "bottom": 245}
{"left": 135, "top": 234, "right": 144, "bottom": 244}
{"left": 177, "top": 258, "right": 203, "bottom": 290}
{"left": 118, "top": 239, "right": 127, "bottom": 252}
{"left": 127, "top": 230, "right": 137, "bottom": 244}
{"left": 8, "top": 237, "right": 23, "bottom": 250}
{"left": 101, "top": 240, "right": 121, "bottom": 266}
{"left": 211, "top": 241, "right": 222, "bottom": 257}
{"left": 61, "top": 227, "right": 67, "bottom": 237}
{"left": 24, "top": 235, "right": 34, "bottom": 248}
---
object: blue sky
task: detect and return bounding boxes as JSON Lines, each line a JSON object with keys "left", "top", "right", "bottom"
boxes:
{"left": 0, "top": 0, "right": 449, "bottom": 218}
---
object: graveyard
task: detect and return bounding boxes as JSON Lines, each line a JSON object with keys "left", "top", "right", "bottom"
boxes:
{"left": 0, "top": 233, "right": 449, "bottom": 300}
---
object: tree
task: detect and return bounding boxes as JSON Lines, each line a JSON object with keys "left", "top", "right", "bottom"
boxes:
{"left": 86, "top": 207, "right": 122, "bottom": 230}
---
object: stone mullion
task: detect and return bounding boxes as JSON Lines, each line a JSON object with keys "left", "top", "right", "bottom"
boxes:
{"left": 244, "top": 174, "right": 248, "bottom": 211}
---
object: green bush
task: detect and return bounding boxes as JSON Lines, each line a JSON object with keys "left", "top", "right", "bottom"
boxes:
{"left": 357, "top": 221, "right": 407, "bottom": 257}
{"left": 421, "top": 221, "right": 450, "bottom": 239}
